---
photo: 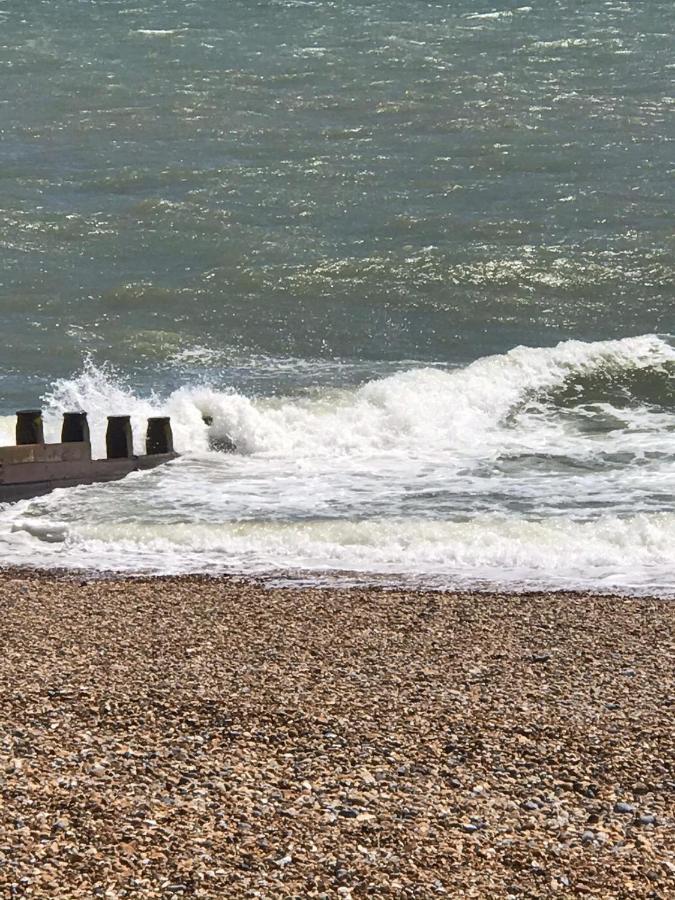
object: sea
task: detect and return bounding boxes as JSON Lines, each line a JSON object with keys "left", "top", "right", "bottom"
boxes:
{"left": 0, "top": 1, "right": 673, "bottom": 594}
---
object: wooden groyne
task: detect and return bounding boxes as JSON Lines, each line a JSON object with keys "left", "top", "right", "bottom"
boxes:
{"left": 0, "top": 410, "right": 177, "bottom": 503}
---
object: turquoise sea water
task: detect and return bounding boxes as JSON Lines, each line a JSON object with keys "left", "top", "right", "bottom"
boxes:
{"left": 0, "top": 1, "right": 673, "bottom": 591}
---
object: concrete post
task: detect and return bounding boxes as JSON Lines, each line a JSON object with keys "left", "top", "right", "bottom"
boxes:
{"left": 146, "top": 417, "right": 174, "bottom": 455}
{"left": 16, "top": 410, "right": 44, "bottom": 445}
{"left": 61, "top": 412, "right": 90, "bottom": 444}
{"left": 106, "top": 416, "right": 134, "bottom": 459}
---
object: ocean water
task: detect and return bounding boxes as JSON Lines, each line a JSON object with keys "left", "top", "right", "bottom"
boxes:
{"left": 0, "top": 1, "right": 673, "bottom": 593}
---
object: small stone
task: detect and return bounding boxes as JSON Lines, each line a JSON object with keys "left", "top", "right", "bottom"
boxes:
{"left": 462, "top": 824, "right": 479, "bottom": 833}
{"left": 356, "top": 812, "right": 375, "bottom": 822}
{"left": 581, "top": 830, "right": 595, "bottom": 843}
{"left": 339, "top": 808, "right": 359, "bottom": 818}
{"left": 521, "top": 800, "right": 539, "bottom": 811}
{"left": 614, "top": 802, "right": 635, "bottom": 815}
{"left": 638, "top": 814, "right": 656, "bottom": 826}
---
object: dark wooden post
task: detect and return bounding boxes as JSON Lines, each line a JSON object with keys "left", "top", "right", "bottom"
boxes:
{"left": 61, "top": 412, "right": 90, "bottom": 444}
{"left": 16, "top": 410, "right": 44, "bottom": 445}
{"left": 106, "top": 416, "right": 134, "bottom": 459}
{"left": 146, "top": 417, "right": 174, "bottom": 455}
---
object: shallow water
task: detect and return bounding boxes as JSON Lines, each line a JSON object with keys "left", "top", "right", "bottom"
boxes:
{"left": 0, "top": 2, "right": 673, "bottom": 592}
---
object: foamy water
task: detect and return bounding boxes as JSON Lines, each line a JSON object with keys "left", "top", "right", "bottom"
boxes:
{"left": 1, "top": 335, "right": 673, "bottom": 595}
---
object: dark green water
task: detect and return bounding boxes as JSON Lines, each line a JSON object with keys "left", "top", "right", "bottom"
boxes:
{"left": 1, "top": 0, "right": 673, "bottom": 404}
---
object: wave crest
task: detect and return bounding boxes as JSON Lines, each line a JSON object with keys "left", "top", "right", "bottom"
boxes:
{"left": 1, "top": 334, "right": 667, "bottom": 460}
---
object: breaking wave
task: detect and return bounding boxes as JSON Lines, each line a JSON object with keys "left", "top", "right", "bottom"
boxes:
{"left": 0, "top": 332, "right": 667, "bottom": 456}
{"left": 0, "top": 334, "right": 673, "bottom": 594}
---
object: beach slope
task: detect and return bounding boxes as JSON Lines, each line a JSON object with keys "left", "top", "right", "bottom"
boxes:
{"left": 0, "top": 573, "right": 672, "bottom": 897}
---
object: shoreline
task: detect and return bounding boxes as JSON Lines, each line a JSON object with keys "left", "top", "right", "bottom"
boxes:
{"left": 0, "top": 571, "right": 672, "bottom": 897}
{"left": 2, "top": 564, "right": 673, "bottom": 602}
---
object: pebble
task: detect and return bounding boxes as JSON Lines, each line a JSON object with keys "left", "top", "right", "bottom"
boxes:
{"left": 614, "top": 802, "right": 636, "bottom": 815}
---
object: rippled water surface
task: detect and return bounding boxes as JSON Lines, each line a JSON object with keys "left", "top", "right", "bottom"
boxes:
{"left": 0, "top": 2, "right": 673, "bottom": 592}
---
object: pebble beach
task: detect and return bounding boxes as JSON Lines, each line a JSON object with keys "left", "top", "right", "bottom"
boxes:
{"left": 0, "top": 571, "right": 672, "bottom": 898}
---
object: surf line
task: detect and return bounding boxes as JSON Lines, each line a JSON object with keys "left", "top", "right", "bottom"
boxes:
{"left": 0, "top": 409, "right": 178, "bottom": 503}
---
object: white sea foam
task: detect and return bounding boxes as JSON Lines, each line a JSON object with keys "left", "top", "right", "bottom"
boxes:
{"left": 3, "top": 510, "right": 675, "bottom": 595}
{"left": 466, "top": 11, "right": 513, "bottom": 20}
{"left": 0, "top": 335, "right": 673, "bottom": 593}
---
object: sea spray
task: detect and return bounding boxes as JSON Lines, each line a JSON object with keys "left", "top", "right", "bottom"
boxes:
{"left": 34, "top": 333, "right": 675, "bottom": 459}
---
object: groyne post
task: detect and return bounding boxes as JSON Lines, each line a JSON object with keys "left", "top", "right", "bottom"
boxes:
{"left": 106, "top": 416, "right": 134, "bottom": 459}
{"left": 146, "top": 417, "right": 174, "bottom": 455}
{"left": 16, "top": 410, "right": 44, "bottom": 445}
{"left": 61, "top": 412, "right": 90, "bottom": 444}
